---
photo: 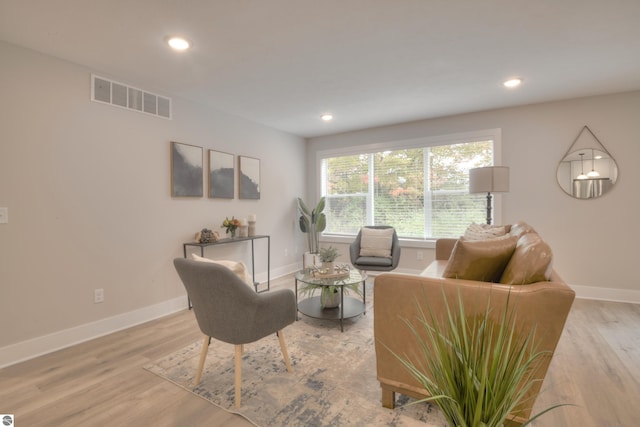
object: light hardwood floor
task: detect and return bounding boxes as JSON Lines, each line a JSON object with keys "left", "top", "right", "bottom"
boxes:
{"left": 1, "top": 276, "right": 639, "bottom": 426}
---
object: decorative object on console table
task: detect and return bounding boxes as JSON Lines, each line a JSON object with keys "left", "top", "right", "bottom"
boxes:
{"left": 221, "top": 216, "right": 241, "bottom": 238}
{"left": 239, "top": 156, "right": 260, "bottom": 199}
{"left": 248, "top": 213, "right": 256, "bottom": 236}
{"left": 238, "top": 218, "right": 248, "bottom": 238}
{"left": 469, "top": 166, "right": 509, "bottom": 225}
{"left": 195, "top": 228, "right": 219, "bottom": 243}
{"left": 170, "top": 141, "right": 203, "bottom": 197}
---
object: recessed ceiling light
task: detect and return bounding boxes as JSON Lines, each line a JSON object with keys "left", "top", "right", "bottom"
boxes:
{"left": 503, "top": 78, "right": 522, "bottom": 88}
{"left": 321, "top": 114, "right": 333, "bottom": 121}
{"left": 166, "top": 36, "right": 191, "bottom": 51}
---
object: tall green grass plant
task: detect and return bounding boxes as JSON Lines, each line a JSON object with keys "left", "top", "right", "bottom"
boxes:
{"left": 392, "top": 290, "right": 564, "bottom": 427}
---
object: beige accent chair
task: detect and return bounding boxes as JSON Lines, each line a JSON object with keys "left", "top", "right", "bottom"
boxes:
{"left": 174, "top": 258, "right": 296, "bottom": 407}
{"left": 373, "top": 238, "right": 575, "bottom": 426}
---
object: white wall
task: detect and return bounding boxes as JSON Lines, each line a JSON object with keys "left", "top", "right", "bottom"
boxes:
{"left": 307, "top": 91, "right": 640, "bottom": 301}
{"left": 0, "top": 41, "right": 306, "bottom": 365}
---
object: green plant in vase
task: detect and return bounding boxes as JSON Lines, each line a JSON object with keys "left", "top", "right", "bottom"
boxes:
{"left": 221, "top": 216, "right": 241, "bottom": 238}
{"left": 318, "top": 245, "right": 339, "bottom": 272}
{"left": 391, "top": 290, "right": 567, "bottom": 427}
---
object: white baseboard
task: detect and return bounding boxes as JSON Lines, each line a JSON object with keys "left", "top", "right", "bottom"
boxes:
{"left": 0, "top": 295, "right": 188, "bottom": 369}
{"left": 4, "top": 268, "right": 637, "bottom": 369}
{"left": 570, "top": 284, "right": 640, "bottom": 304}
{"left": 0, "top": 264, "right": 302, "bottom": 369}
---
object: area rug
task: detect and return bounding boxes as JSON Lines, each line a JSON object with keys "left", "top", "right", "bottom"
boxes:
{"left": 144, "top": 290, "right": 447, "bottom": 427}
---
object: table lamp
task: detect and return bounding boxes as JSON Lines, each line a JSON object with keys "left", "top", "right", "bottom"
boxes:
{"left": 469, "top": 166, "right": 510, "bottom": 225}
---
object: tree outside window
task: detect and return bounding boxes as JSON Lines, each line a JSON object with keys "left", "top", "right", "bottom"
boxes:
{"left": 321, "top": 140, "right": 493, "bottom": 239}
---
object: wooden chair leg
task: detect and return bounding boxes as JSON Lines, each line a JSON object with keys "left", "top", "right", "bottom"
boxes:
{"left": 235, "top": 344, "right": 243, "bottom": 408}
{"left": 194, "top": 336, "right": 210, "bottom": 385}
{"left": 277, "top": 330, "right": 293, "bottom": 373}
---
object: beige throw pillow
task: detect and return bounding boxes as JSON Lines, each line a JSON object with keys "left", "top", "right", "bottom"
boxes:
{"left": 500, "top": 232, "right": 553, "bottom": 285}
{"left": 190, "top": 254, "right": 254, "bottom": 287}
{"left": 463, "top": 222, "right": 507, "bottom": 241}
{"left": 442, "top": 234, "right": 518, "bottom": 282}
{"left": 359, "top": 227, "right": 394, "bottom": 258}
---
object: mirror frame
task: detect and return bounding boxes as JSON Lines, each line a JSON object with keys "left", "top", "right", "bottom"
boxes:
{"left": 556, "top": 126, "right": 618, "bottom": 199}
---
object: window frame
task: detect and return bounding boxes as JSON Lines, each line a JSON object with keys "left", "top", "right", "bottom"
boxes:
{"left": 315, "top": 128, "right": 503, "bottom": 248}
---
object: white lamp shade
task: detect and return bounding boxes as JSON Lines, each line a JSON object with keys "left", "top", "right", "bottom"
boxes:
{"left": 469, "top": 166, "right": 510, "bottom": 193}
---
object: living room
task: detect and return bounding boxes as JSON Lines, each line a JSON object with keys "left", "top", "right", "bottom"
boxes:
{"left": 1, "top": 1, "right": 639, "bottom": 426}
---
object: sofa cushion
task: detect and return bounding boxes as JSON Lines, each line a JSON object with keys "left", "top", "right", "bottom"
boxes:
{"left": 509, "top": 221, "right": 537, "bottom": 239}
{"left": 355, "top": 256, "right": 393, "bottom": 267}
{"left": 463, "top": 222, "right": 508, "bottom": 241}
{"left": 442, "top": 234, "right": 518, "bottom": 282}
{"left": 500, "top": 233, "right": 553, "bottom": 285}
{"left": 190, "top": 253, "right": 254, "bottom": 287}
{"left": 359, "top": 227, "right": 394, "bottom": 258}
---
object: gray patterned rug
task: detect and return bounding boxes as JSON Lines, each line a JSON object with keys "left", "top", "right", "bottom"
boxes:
{"left": 144, "top": 292, "right": 447, "bottom": 427}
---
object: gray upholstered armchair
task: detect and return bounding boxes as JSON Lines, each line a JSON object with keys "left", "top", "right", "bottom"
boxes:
{"left": 349, "top": 226, "right": 401, "bottom": 272}
{"left": 173, "top": 258, "right": 297, "bottom": 407}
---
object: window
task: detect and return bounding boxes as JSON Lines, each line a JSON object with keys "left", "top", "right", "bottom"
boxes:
{"left": 319, "top": 131, "right": 499, "bottom": 239}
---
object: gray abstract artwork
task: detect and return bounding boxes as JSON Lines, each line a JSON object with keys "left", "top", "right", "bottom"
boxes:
{"left": 171, "top": 142, "right": 203, "bottom": 197}
{"left": 209, "top": 150, "right": 234, "bottom": 198}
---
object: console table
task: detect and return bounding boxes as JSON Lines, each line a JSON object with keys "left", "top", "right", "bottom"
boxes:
{"left": 183, "top": 235, "right": 271, "bottom": 293}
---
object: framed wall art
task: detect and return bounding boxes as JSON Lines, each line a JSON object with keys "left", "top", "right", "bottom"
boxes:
{"left": 170, "top": 141, "right": 203, "bottom": 197}
{"left": 238, "top": 155, "right": 260, "bottom": 199}
{"left": 208, "top": 150, "right": 235, "bottom": 198}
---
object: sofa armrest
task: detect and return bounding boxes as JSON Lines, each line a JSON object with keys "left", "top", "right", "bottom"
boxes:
{"left": 435, "top": 238, "right": 457, "bottom": 260}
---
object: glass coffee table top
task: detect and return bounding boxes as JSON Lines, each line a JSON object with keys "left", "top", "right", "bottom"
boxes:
{"left": 295, "top": 268, "right": 366, "bottom": 287}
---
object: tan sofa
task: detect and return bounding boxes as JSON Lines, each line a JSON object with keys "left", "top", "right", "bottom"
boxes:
{"left": 373, "top": 228, "right": 575, "bottom": 426}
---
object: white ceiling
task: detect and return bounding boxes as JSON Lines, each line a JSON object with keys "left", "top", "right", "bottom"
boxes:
{"left": 2, "top": 0, "right": 640, "bottom": 138}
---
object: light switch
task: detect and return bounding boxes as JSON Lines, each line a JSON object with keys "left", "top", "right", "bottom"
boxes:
{"left": 0, "top": 207, "right": 8, "bottom": 224}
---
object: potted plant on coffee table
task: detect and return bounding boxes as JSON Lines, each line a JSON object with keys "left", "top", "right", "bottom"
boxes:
{"left": 318, "top": 245, "right": 339, "bottom": 272}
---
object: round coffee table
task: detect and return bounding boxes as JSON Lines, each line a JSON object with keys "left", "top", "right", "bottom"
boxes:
{"left": 294, "top": 268, "right": 367, "bottom": 332}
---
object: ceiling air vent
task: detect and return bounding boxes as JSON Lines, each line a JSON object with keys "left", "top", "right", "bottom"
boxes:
{"left": 91, "top": 74, "right": 172, "bottom": 119}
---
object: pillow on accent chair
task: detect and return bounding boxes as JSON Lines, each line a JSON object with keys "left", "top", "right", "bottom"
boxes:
{"left": 359, "top": 227, "right": 394, "bottom": 258}
{"left": 500, "top": 232, "right": 553, "bottom": 285}
{"left": 442, "top": 234, "right": 518, "bottom": 282}
{"left": 190, "top": 253, "right": 254, "bottom": 287}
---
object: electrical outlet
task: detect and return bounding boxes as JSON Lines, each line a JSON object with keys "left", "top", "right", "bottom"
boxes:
{"left": 417, "top": 251, "right": 424, "bottom": 260}
{"left": 94, "top": 288, "right": 104, "bottom": 304}
{"left": 284, "top": 248, "right": 289, "bottom": 257}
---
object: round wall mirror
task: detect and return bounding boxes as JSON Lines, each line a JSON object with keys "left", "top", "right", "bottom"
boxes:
{"left": 557, "top": 148, "right": 618, "bottom": 199}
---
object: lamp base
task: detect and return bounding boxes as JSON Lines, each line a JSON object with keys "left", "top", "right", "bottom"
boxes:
{"left": 486, "top": 192, "right": 493, "bottom": 225}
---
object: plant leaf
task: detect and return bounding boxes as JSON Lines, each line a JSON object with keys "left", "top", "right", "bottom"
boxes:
{"left": 316, "top": 213, "right": 326, "bottom": 233}
{"left": 297, "top": 198, "right": 311, "bottom": 217}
